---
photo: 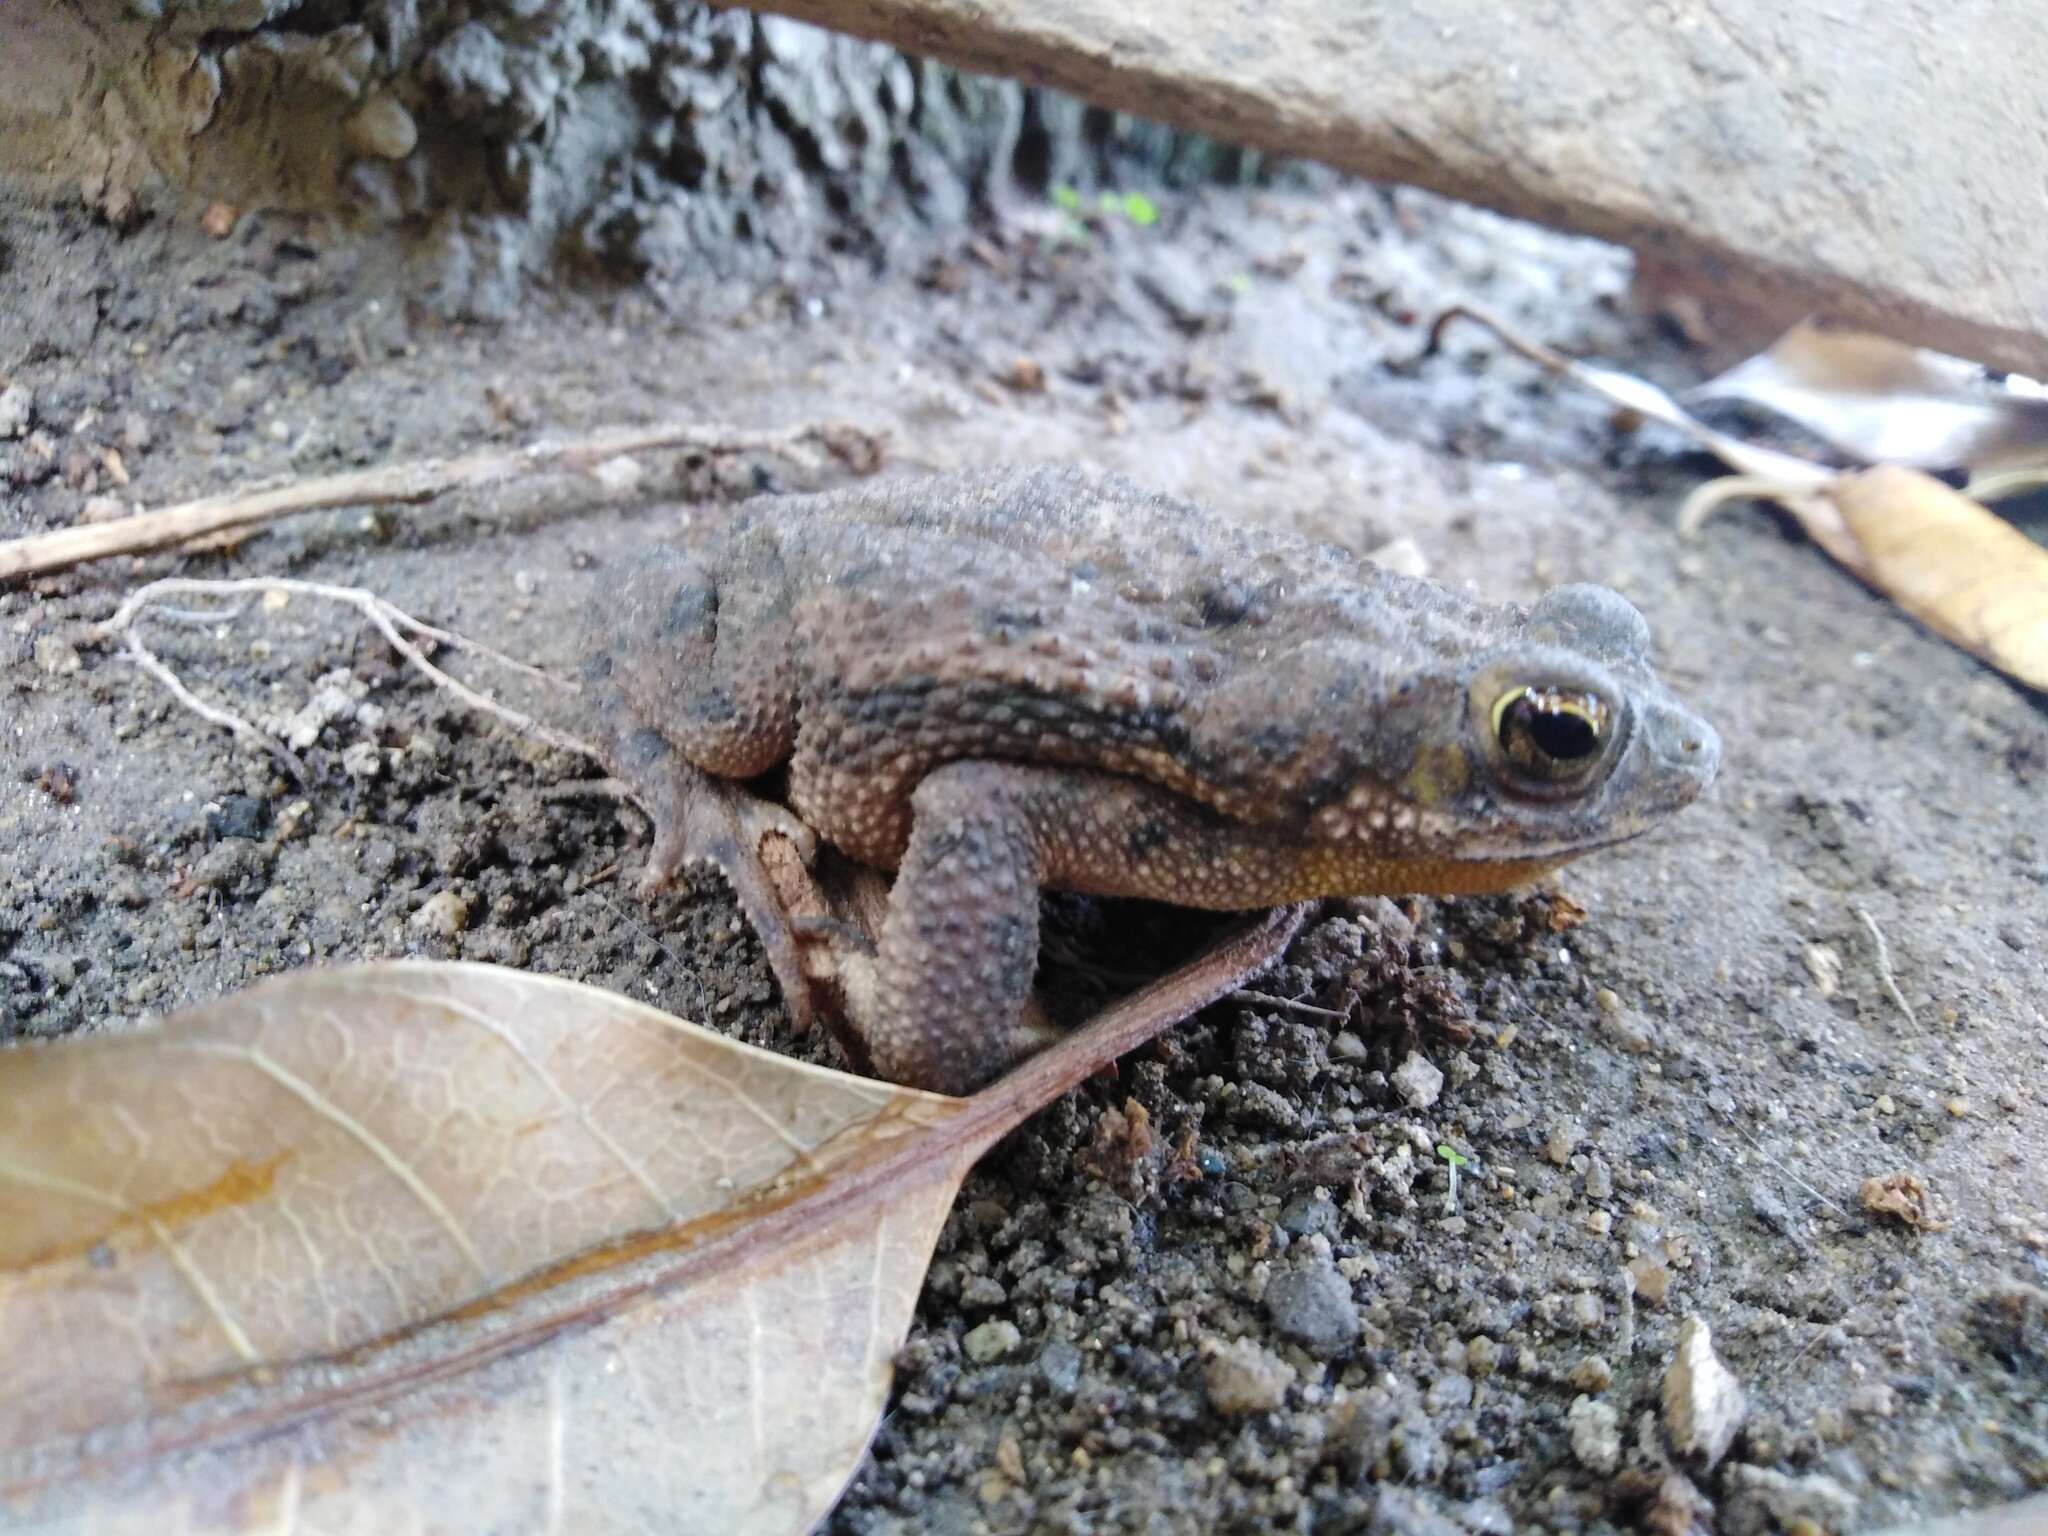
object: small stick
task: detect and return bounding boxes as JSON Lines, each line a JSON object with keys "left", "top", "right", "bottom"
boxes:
{"left": 1854, "top": 906, "right": 1916, "bottom": 1026}
{"left": 1230, "top": 988, "right": 1349, "bottom": 1021}
{"left": 0, "top": 420, "right": 876, "bottom": 582}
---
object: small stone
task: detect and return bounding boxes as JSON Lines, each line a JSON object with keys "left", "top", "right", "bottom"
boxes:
{"left": 200, "top": 202, "right": 240, "bottom": 238}
{"left": 1585, "top": 1156, "right": 1614, "bottom": 1201}
{"left": 1724, "top": 1466, "right": 1859, "bottom": 1534}
{"left": 1036, "top": 1338, "right": 1082, "bottom": 1394}
{"left": 207, "top": 796, "right": 269, "bottom": 841}
{"left": 1801, "top": 942, "right": 1843, "bottom": 997}
{"left": 1628, "top": 1255, "right": 1674, "bottom": 1306}
{"left": 1567, "top": 1394, "right": 1621, "bottom": 1472}
{"left": 33, "top": 636, "right": 80, "bottom": 676}
{"left": 1569, "top": 1355, "right": 1613, "bottom": 1393}
{"left": 1568, "top": 1291, "right": 1604, "bottom": 1331}
{"left": 1424, "top": 1372, "right": 1473, "bottom": 1412}
{"left": 1366, "top": 535, "right": 1430, "bottom": 578}
{"left": 0, "top": 383, "right": 32, "bottom": 438}
{"left": 1390, "top": 1051, "right": 1443, "bottom": 1109}
{"left": 1464, "top": 1335, "right": 1502, "bottom": 1379}
{"left": 1202, "top": 1335, "right": 1296, "bottom": 1415}
{"left": 963, "top": 1320, "right": 1022, "bottom": 1364}
{"left": 344, "top": 94, "right": 419, "bottom": 160}
{"left": 1544, "top": 1120, "right": 1581, "bottom": 1166}
{"left": 513, "top": 568, "right": 539, "bottom": 596}
{"left": 340, "top": 741, "right": 384, "bottom": 780}
{"left": 275, "top": 800, "right": 315, "bottom": 840}
{"left": 959, "top": 1274, "right": 1008, "bottom": 1309}
{"left": 1874, "top": 1093, "right": 1897, "bottom": 1115}
{"left": 1662, "top": 1315, "right": 1747, "bottom": 1469}
{"left": 1264, "top": 1259, "right": 1360, "bottom": 1355}
{"left": 410, "top": 890, "right": 471, "bottom": 938}
{"left": 1003, "top": 356, "right": 1047, "bottom": 393}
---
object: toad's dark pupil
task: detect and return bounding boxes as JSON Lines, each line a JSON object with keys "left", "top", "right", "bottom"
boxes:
{"left": 1495, "top": 687, "right": 1612, "bottom": 781}
{"left": 1519, "top": 701, "right": 1600, "bottom": 761}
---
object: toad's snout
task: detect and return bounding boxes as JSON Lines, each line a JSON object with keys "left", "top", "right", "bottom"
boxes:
{"left": 1639, "top": 697, "right": 1721, "bottom": 811}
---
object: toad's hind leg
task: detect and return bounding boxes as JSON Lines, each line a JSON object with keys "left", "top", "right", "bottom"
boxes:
{"left": 584, "top": 540, "right": 816, "bottom": 1018}
{"left": 849, "top": 760, "right": 1243, "bottom": 1095}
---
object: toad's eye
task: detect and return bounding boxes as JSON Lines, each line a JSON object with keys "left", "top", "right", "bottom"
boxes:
{"left": 1491, "top": 686, "right": 1613, "bottom": 786}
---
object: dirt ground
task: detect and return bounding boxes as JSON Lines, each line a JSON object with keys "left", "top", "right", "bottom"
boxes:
{"left": 2, "top": 173, "right": 2045, "bottom": 1535}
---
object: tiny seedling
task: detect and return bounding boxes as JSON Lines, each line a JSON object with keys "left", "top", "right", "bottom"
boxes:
{"left": 1437, "top": 1143, "right": 1470, "bottom": 1212}
{"left": 1048, "top": 185, "right": 1162, "bottom": 239}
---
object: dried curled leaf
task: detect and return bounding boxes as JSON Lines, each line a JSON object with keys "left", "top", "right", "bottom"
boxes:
{"left": 1688, "top": 322, "right": 2048, "bottom": 478}
{"left": 1, "top": 909, "right": 1303, "bottom": 1534}
{"left": 1432, "top": 309, "right": 2048, "bottom": 694}
{"left": 1826, "top": 466, "right": 2048, "bottom": 691}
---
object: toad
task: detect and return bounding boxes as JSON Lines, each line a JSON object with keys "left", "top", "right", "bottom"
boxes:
{"left": 585, "top": 467, "right": 1718, "bottom": 1094}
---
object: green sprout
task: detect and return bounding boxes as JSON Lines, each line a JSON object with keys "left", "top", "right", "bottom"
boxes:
{"left": 1050, "top": 186, "right": 1161, "bottom": 232}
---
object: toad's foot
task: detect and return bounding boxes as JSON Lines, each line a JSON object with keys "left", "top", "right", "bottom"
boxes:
{"left": 615, "top": 726, "right": 818, "bottom": 1029}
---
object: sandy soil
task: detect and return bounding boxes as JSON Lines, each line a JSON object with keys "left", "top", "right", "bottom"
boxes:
{"left": 2, "top": 177, "right": 2044, "bottom": 1534}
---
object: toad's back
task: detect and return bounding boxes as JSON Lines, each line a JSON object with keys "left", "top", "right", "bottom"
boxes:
{"left": 721, "top": 469, "right": 1495, "bottom": 858}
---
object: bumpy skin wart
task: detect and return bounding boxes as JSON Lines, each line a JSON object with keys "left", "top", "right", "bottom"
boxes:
{"left": 585, "top": 467, "right": 1720, "bottom": 1093}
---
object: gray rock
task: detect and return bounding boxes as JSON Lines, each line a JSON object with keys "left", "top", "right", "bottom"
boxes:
{"left": 0, "top": 383, "right": 31, "bottom": 439}
{"left": 1264, "top": 1259, "right": 1360, "bottom": 1355}
{"left": 1202, "top": 1335, "right": 1295, "bottom": 1415}
{"left": 1662, "top": 1315, "right": 1748, "bottom": 1469}
{"left": 1566, "top": 1394, "right": 1621, "bottom": 1473}
{"left": 1390, "top": 1051, "right": 1444, "bottom": 1110}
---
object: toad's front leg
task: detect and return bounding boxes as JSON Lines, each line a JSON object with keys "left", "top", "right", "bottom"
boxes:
{"left": 845, "top": 761, "right": 1263, "bottom": 1094}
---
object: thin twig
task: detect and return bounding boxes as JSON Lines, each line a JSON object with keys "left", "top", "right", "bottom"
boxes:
{"left": 1230, "top": 988, "right": 1349, "bottom": 1021}
{"left": 1854, "top": 906, "right": 1916, "bottom": 1026}
{"left": 0, "top": 419, "right": 877, "bottom": 581}
{"left": 95, "top": 577, "right": 607, "bottom": 771}
{"left": 540, "top": 778, "right": 636, "bottom": 803}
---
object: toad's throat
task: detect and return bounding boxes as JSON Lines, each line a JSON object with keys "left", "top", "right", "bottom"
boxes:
{"left": 1049, "top": 849, "right": 1581, "bottom": 909}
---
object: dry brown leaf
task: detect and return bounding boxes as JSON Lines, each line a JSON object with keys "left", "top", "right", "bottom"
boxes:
{"left": 1433, "top": 309, "right": 2048, "bottom": 694}
{"left": 1859, "top": 1170, "right": 1948, "bottom": 1232}
{"left": 1825, "top": 467, "right": 2048, "bottom": 691}
{"left": 1, "top": 910, "right": 1301, "bottom": 1534}
{"left": 1688, "top": 321, "right": 2048, "bottom": 478}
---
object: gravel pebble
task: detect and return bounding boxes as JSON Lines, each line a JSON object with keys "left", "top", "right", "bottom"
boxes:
{"left": 1202, "top": 1335, "right": 1295, "bottom": 1415}
{"left": 1663, "top": 1315, "right": 1748, "bottom": 1469}
{"left": 1569, "top": 1354, "right": 1613, "bottom": 1393}
{"left": 1567, "top": 1394, "right": 1621, "bottom": 1472}
{"left": 1390, "top": 1050, "right": 1444, "bottom": 1109}
{"left": 409, "top": 889, "right": 471, "bottom": 937}
{"left": 962, "top": 1320, "right": 1022, "bottom": 1363}
{"left": 0, "top": 383, "right": 31, "bottom": 438}
{"left": 1264, "top": 1258, "right": 1360, "bottom": 1354}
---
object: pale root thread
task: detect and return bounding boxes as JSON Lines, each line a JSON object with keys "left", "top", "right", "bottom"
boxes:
{"left": 171, "top": 1041, "right": 492, "bottom": 1283}
{"left": 0, "top": 1155, "right": 260, "bottom": 1365}
{"left": 376, "top": 985, "right": 680, "bottom": 1224}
